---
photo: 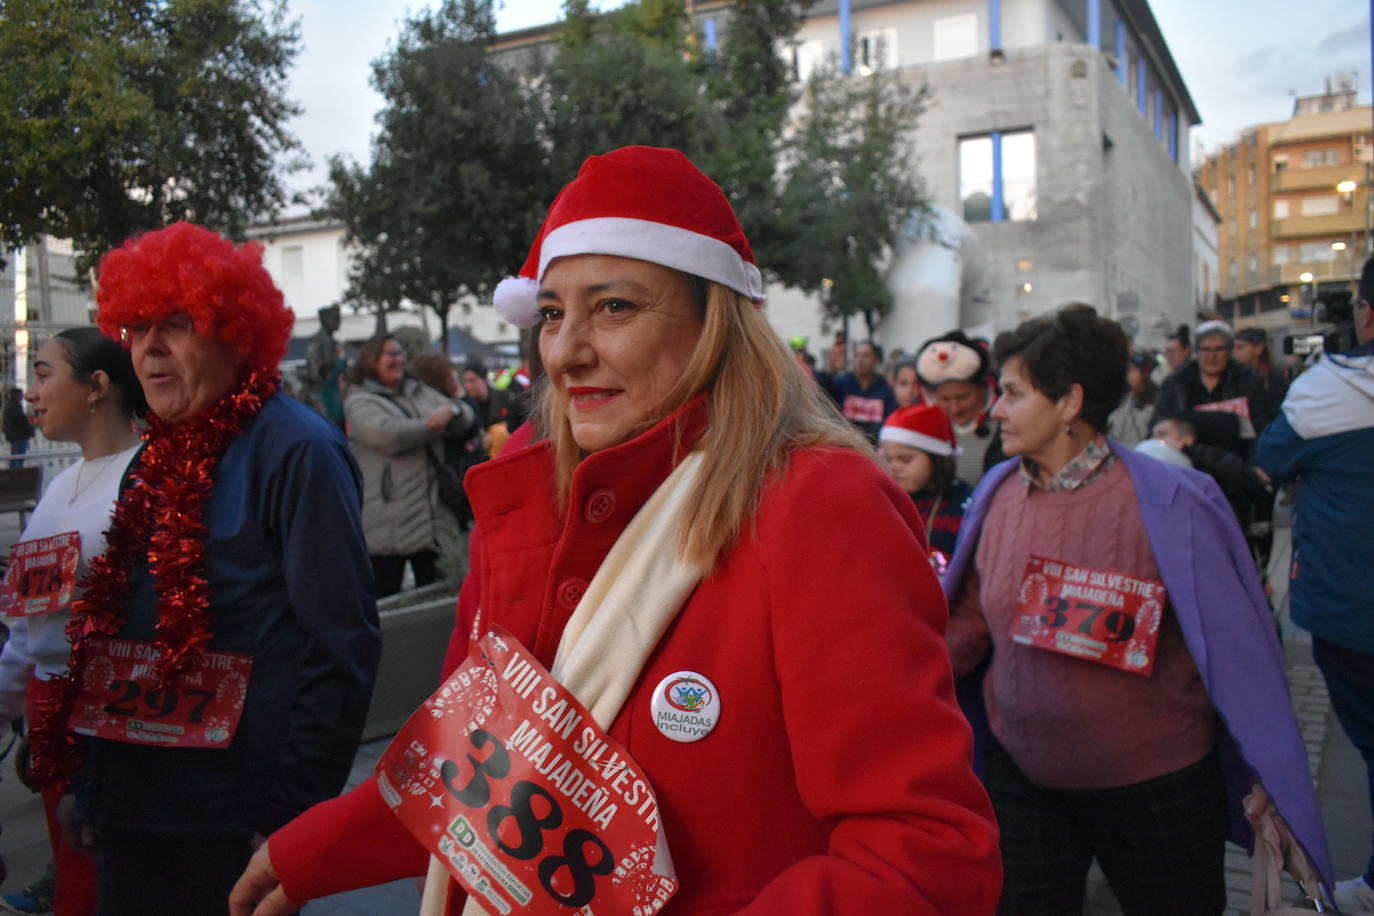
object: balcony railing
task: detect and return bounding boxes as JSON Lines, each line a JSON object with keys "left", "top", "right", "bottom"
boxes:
{"left": 1272, "top": 163, "right": 1366, "bottom": 193}
{"left": 1268, "top": 260, "right": 1362, "bottom": 286}
{"left": 1271, "top": 212, "right": 1365, "bottom": 238}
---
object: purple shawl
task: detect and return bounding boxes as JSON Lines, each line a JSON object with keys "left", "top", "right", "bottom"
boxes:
{"left": 944, "top": 442, "right": 1332, "bottom": 887}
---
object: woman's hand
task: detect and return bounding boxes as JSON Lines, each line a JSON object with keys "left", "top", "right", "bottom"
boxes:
{"left": 228, "top": 840, "right": 301, "bottom": 916}
{"left": 424, "top": 404, "right": 456, "bottom": 431}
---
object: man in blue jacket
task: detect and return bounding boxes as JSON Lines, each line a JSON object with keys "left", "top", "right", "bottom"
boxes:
{"left": 30, "top": 223, "right": 381, "bottom": 914}
{"left": 1256, "top": 255, "right": 1374, "bottom": 914}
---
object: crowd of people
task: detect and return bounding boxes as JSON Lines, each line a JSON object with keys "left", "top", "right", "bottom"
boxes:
{"left": 0, "top": 144, "right": 1365, "bottom": 916}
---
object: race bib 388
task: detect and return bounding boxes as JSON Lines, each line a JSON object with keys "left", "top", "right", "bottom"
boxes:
{"left": 377, "top": 627, "right": 677, "bottom": 915}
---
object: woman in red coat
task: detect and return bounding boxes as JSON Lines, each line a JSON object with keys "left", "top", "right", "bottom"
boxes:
{"left": 231, "top": 146, "right": 999, "bottom": 915}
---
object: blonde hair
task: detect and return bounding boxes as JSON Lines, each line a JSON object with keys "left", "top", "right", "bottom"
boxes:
{"left": 536, "top": 280, "right": 871, "bottom": 570}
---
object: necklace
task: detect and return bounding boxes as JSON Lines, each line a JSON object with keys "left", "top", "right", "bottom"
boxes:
{"left": 67, "top": 452, "right": 123, "bottom": 506}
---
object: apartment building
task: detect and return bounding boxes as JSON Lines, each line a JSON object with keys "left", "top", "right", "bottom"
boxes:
{"left": 1196, "top": 75, "right": 1372, "bottom": 337}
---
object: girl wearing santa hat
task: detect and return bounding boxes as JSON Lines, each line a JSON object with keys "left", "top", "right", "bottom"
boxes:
{"left": 232, "top": 146, "right": 999, "bottom": 915}
{"left": 878, "top": 404, "right": 973, "bottom": 575}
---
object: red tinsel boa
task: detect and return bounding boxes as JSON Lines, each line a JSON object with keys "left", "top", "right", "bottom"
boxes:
{"left": 29, "top": 372, "right": 280, "bottom": 791}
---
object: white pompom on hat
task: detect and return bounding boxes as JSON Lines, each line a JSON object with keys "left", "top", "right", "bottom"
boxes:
{"left": 879, "top": 404, "right": 961, "bottom": 456}
{"left": 492, "top": 146, "right": 765, "bottom": 329}
{"left": 914, "top": 330, "right": 990, "bottom": 389}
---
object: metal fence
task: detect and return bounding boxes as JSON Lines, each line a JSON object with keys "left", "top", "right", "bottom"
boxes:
{"left": 0, "top": 438, "right": 82, "bottom": 497}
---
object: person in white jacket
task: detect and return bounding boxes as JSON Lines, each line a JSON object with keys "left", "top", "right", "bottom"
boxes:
{"left": 1, "top": 327, "right": 145, "bottom": 915}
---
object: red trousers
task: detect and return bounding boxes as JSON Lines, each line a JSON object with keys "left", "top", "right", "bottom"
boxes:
{"left": 27, "top": 677, "right": 97, "bottom": 916}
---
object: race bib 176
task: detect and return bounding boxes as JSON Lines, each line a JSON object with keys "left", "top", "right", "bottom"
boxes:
{"left": 0, "top": 533, "right": 81, "bottom": 617}
{"left": 1009, "top": 556, "right": 1166, "bottom": 676}
{"left": 377, "top": 627, "right": 678, "bottom": 915}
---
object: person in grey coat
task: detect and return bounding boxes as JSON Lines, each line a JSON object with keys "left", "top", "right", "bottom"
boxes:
{"left": 345, "top": 335, "right": 478, "bottom": 596}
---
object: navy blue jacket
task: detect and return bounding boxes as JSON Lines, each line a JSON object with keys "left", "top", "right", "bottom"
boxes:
{"left": 79, "top": 392, "right": 381, "bottom": 836}
{"left": 1256, "top": 340, "right": 1374, "bottom": 655}
{"left": 824, "top": 373, "right": 897, "bottom": 441}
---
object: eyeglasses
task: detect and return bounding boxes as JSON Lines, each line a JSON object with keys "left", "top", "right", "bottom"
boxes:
{"left": 119, "top": 313, "right": 197, "bottom": 345}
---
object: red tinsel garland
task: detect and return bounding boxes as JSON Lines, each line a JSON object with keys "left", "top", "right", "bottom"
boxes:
{"left": 29, "top": 372, "right": 280, "bottom": 791}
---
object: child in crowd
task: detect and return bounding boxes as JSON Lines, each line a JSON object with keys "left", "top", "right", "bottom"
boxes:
{"left": 1147, "top": 417, "right": 1274, "bottom": 573}
{"left": 1151, "top": 417, "right": 1270, "bottom": 499}
{"left": 878, "top": 404, "right": 973, "bottom": 575}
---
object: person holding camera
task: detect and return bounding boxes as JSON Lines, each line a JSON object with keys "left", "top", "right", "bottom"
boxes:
{"left": 1256, "top": 256, "right": 1374, "bottom": 914}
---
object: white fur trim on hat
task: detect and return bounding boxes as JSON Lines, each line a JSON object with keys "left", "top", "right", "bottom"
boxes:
{"left": 493, "top": 276, "right": 541, "bottom": 329}
{"left": 540, "top": 217, "right": 765, "bottom": 302}
{"left": 878, "top": 426, "right": 956, "bottom": 456}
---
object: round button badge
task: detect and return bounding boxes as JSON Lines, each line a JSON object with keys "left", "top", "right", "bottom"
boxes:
{"left": 650, "top": 670, "right": 721, "bottom": 743}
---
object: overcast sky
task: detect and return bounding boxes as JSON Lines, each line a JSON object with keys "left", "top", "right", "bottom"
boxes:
{"left": 281, "top": 0, "right": 1371, "bottom": 195}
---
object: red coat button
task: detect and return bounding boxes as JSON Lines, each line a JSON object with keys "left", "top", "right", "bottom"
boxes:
{"left": 557, "top": 578, "right": 588, "bottom": 610}
{"left": 585, "top": 489, "right": 615, "bottom": 523}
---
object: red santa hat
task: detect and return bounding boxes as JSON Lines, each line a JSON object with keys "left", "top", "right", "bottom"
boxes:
{"left": 493, "top": 146, "right": 765, "bottom": 329}
{"left": 879, "top": 404, "right": 960, "bottom": 456}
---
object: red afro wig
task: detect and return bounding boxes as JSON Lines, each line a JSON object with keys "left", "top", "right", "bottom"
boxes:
{"left": 96, "top": 222, "right": 294, "bottom": 376}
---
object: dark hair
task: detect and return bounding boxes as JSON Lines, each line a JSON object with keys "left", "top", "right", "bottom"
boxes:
{"left": 1164, "top": 416, "right": 1198, "bottom": 440}
{"left": 1360, "top": 255, "right": 1374, "bottom": 307}
{"left": 857, "top": 340, "right": 883, "bottom": 362}
{"left": 992, "top": 304, "right": 1129, "bottom": 433}
{"left": 893, "top": 358, "right": 918, "bottom": 379}
{"left": 408, "top": 351, "right": 457, "bottom": 397}
{"left": 461, "top": 360, "right": 487, "bottom": 379}
{"left": 54, "top": 327, "right": 147, "bottom": 418}
{"left": 924, "top": 453, "right": 959, "bottom": 497}
{"left": 1167, "top": 324, "right": 1190, "bottom": 348}
{"left": 351, "top": 334, "right": 398, "bottom": 384}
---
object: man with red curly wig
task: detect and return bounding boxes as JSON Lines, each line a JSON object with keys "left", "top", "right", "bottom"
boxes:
{"left": 28, "top": 222, "right": 381, "bottom": 913}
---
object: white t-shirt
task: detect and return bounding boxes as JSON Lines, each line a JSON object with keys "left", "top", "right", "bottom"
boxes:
{"left": 0, "top": 442, "right": 142, "bottom": 720}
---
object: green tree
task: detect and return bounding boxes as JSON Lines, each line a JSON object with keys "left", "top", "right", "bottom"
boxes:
{"left": 325, "top": 0, "right": 549, "bottom": 350}
{"left": 538, "top": 16, "right": 726, "bottom": 184}
{"left": 0, "top": 0, "right": 304, "bottom": 272}
{"left": 770, "top": 56, "right": 929, "bottom": 333}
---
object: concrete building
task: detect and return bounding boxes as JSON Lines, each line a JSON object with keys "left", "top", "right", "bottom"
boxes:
{"left": 1192, "top": 180, "right": 1221, "bottom": 316}
{"left": 1196, "top": 75, "right": 1372, "bottom": 339}
{"left": 246, "top": 216, "right": 522, "bottom": 352}
{"left": 496, "top": 0, "right": 1200, "bottom": 355}
{"left": 0, "top": 238, "right": 93, "bottom": 389}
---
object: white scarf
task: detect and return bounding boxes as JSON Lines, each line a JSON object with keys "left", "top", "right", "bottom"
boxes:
{"left": 423, "top": 451, "right": 707, "bottom": 916}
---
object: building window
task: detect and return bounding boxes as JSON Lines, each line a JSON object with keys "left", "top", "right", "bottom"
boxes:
{"left": 1273, "top": 199, "right": 1290, "bottom": 219}
{"left": 1300, "top": 195, "right": 1339, "bottom": 216}
{"left": 1301, "top": 148, "right": 1341, "bottom": 168}
{"left": 1248, "top": 251, "right": 1259, "bottom": 274}
{"left": 1227, "top": 174, "right": 1235, "bottom": 196}
{"left": 858, "top": 28, "right": 898, "bottom": 73}
{"left": 1298, "top": 241, "right": 1338, "bottom": 262}
{"left": 791, "top": 39, "right": 824, "bottom": 82}
{"left": 933, "top": 14, "right": 977, "bottom": 62}
{"left": 959, "top": 130, "right": 1037, "bottom": 223}
{"left": 1248, "top": 164, "right": 1257, "bottom": 185}
{"left": 1273, "top": 244, "right": 1290, "bottom": 265}
{"left": 1248, "top": 209, "right": 1258, "bottom": 229}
